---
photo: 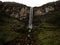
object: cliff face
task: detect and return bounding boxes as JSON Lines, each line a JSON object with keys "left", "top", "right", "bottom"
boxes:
{"left": 34, "top": 1, "right": 60, "bottom": 16}
{"left": 33, "top": 1, "right": 60, "bottom": 25}
{"left": 0, "top": 1, "right": 30, "bottom": 20}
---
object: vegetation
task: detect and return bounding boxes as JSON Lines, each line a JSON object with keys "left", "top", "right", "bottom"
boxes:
{"left": 34, "top": 8, "right": 60, "bottom": 45}
{"left": 0, "top": 8, "right": 28, "bottom": 45}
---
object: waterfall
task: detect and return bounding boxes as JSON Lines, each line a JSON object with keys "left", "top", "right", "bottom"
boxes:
{"left": 28, "top": 7, "right": 33, "bottom": 29}
{"left": 27, "top": 7, "right": 33, "bottom": 45}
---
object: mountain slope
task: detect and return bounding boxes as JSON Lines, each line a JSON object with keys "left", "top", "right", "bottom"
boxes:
{"left": 33, "top": 1, "right": 60, "bottom": 45}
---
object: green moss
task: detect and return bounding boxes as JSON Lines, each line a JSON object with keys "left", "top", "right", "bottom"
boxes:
{"left": 34, "top": 10, "right": 60, "bottom": 45}
{"left": 0, "top": 11, "right": 27, "bottom": 45}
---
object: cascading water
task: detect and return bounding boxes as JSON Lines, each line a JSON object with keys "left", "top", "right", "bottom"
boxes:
{"left": 28, "top": 7, "right": 33, "bottom": 29}
{"left": 27, "top": 7, "right": 33, "bottom": 45}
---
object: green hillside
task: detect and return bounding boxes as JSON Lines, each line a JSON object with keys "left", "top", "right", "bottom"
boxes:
{"left": 34, "top": 3, "right": 60, "bottom": 45}
{"left": 0, "top": 2, "right": 28, "bottom": 45}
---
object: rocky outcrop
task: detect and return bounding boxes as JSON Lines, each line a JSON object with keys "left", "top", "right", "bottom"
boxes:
{"left": 0, "top": 1, "right": 30, "bottom": 20}
{"left": 33, "top": 1, "right": 60, "bottom": 16}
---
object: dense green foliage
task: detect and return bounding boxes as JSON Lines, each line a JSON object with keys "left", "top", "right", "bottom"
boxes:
{"left": 0, "top": 11, "right": 28, "bottom": 45}
{"left": 34, "top": 10, "right": 60, "bottom": 45}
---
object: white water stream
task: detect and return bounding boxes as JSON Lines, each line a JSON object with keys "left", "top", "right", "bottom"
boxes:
{"left": 27, "top": 7, "right": 33, "bottom": 45}
{"left": 28, "top": 7, "right": 33, "bottom": 29}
